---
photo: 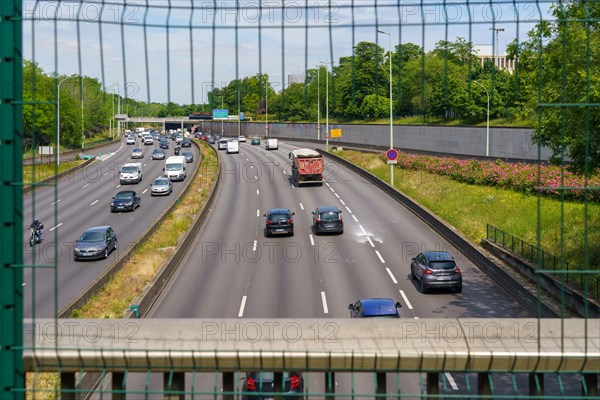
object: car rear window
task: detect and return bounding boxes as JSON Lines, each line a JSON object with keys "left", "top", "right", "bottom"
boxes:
{"left": 320, "top": 212, "right": 340, "bottom": 221}
{"left": 270, "top": 213, "right": 290, "bottom": 221}
{"left": 429, "top": 261, "right": 457, "bottom": 270}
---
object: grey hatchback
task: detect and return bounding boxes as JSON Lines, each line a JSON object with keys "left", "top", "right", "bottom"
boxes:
{"left": 410, "top": 251, "right": 462, "bottom": 293}
{"left": 74, "top": 226, "right": 117, "bottom": 261}
{"left": 264, "top": 208, "right": 295, "bottom": 237}
{"left": 312, "top": 206, "right": 343, "bottom": 234}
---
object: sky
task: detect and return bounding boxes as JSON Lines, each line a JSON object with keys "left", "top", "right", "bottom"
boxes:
{"left": 22, "top": 0, "right": 554, "bottom": 105}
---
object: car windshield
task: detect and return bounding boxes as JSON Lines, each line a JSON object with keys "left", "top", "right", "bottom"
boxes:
{"left": 154, "top": 179, "right": 169, "bottom": 185}
{"left": 121, "top": 166, "right": 137, "bottom": 173}
{"left": 133, "top": 149, "right": 141, "bottom": 153}
{"left": 80, "top": 231, "right": 105, "bottom": 242}
{"left": 320, "top": 212, "right": 339, "bottom": 221}
{"left": 270, "top": 213, "right": 290, "bottom": 221}
{"left": 114, "top": 192, "right": 133, "bottom": 199}
{"left": 153, "top": 149, "right": 163, "bottom": 153}
{"left": 165, "top": 163, "right": 183, "bottom": 171}
{"left": 429, "top": 261, "right": 457, "bottom": 270}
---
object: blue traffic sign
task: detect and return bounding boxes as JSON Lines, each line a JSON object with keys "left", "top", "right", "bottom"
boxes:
{"left": 386, "top": 148, "right": 398, "bottom": 161}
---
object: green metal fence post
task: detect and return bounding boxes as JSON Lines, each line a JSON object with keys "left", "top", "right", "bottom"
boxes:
{"left": 0, "top": 0, "right": 24, "bottom": 398}
{"left": 426, "top": 373, "right": 439, "bottom": 395}
{"left": 529, "top": 373, "right": 544, "bottom": 397}
{"left": 112, "top": 372, "right": 126, "bottom": 400}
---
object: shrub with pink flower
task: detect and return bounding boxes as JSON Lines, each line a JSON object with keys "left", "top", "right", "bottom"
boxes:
{"left": 388, "top": 153, "right": 600, "bottom": 202}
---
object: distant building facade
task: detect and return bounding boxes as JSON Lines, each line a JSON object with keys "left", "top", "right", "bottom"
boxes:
{"left": 288, "top": 73, "right": 305, "bottom": 86}
{"left": 474, "top": 44, "right": 515, "bottom": 73}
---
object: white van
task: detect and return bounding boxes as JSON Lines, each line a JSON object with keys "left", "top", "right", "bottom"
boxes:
{"left": 120, "top": 163, "right": 143, "bottom": 184}
{"left": 218, "top": 138, "right": 228, "bottom": 150}
{"left": 265, "top": 138, "right": 278, "bottom": 150}
{"left": 227, "top": 139, "right": 239, "bottom": 154}
{"left": 163, "top": 156, "right": 187, "bottom": 181}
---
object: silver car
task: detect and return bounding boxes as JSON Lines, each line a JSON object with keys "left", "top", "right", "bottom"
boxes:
{"left": 150, "top": 177, "right": 173, "bottom": 196}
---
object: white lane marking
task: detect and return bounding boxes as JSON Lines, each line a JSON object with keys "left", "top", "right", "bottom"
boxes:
{"left": 50, "top": 199, "right": 61, "bottom": 206}
{"left": 82, "top": 183, "right": 90, "bottom": 188}
{"left": 399, "top": 290, "right": 414, "bottom": 310}
{"left": 238, "top": 296, "right": 247, "bottom": 317}
{"left": 290, "top": 183, "right": 295, "bottom": 189}
{"left": 321, "top": 292, "right": 329, "bottom": 314}
{"left": 414, "top": 316, "right": 419, "bottom": 319}
{"left": 90, "top": 200, "right": 99, "bottom": 206}
{"left": 340, "top": 199, "right": 346, "bottom": 205}
{"left": 325, "top": 182, "right": 330, "bottom": 187}
{"left": 300, "top": 203, "right": 304, "bottom": 210}
{"left": 142, "top": 189, "right": 148, "bottom": 194}
{"left": 246, "top": 158, "right": 249, "bottom": 162}
{"left": 257, "top": 189, "right": 260, "bottom": 195}
{"left": 48, "top": 223, "right": 63, "bottom": 232}
{"left": 257, "top": 209, "right": 260, "bottom": 217}
{"left": 445, "top": 373, "right": 459, "bottom": 390}
{"left": 366, "top": 236, "right": 375, "bottom": 248}
{"left": 116, "top": 184, "right": 121, "bottom": 188}
{"left": 334, "top": 193, "right": 340, "bottom": 199}
{"left": 329, "top": 187, "right": 335, "bottom": 192}
{"left": 250, "top": 165, "right": 254, "bottom": 169}
{"left": 345, "top": 206, "right": 352, "bottom": 213}
{"left": 386, "top": 268, "right": 398, "bottom": 284}
{"left": 252, "top": 240, "right": 257, "bottom": 252}
{"left": 359, "top": 225, "right": 366, "bottom": 234}
{"left": 309, "top": 234, "right": 314, "bottom": 246}
{"left": 255, "top": 175, "right": 258, "bottom": 180}
{"left": 103, "top": 172, "right": 109, "bottom": 176}
{"left": 375, "top": 250, "right": 385, "bottom": 264}
{"left": 143, "top": 163, "right": 147, "bottom": 167}
{"left": 282, "top": 169, "right": 286, "bottom": 175}
{"left": 352, "top": 214, "right": 358, "bottom": 223}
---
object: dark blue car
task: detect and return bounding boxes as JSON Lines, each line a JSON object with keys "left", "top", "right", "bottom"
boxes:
{"left": 348, "top": 298, "right": 402, "bottom": 318}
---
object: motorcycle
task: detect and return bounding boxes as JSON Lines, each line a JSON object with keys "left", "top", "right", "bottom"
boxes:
{"left": 174, "top": 146, "right": 181, "bottom": 156}
{"left": 28, "top": 226, "right": 43, "bottom": 247}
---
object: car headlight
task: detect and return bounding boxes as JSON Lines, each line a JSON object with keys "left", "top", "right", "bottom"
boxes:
{"left": 126, "top": 202, "right": 133, "bottom": 206}
{"left": 110, "top": 202, "right": 114, "bottom": 207}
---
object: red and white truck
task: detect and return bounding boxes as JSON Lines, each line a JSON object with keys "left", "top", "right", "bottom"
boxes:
{"left": 289, "top": 149, "right": 324, "bottom": 186}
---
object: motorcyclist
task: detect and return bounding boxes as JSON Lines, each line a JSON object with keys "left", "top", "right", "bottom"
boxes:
{"left": 30, "top": 217, "right": 44, "bottom": 241}
{"left": 174, "top": 145, "right": 181, "bottom": 156}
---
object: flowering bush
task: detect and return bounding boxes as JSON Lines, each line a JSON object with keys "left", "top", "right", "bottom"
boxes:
{"left": 388, "top": 153, "right": 600, "bottom": 202}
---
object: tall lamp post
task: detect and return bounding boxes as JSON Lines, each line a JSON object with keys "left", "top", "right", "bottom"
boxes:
{"left": 316, "top": 65, "right": 320, "bottom": 141}
{"left": 377, "top": 29, "right": 394, "bottom": 186}
{"left": 473, "top": 80, "right": 490, "bottom": 157}
{"left": 265, "top": 77, "right": 269, "bottom": 138}
{"left": 221, "top": 96, "right": 224, "bottom": 136}
{"left": 56, "top": 76, "right": 77, "bottom": 165}
{"left": 490, "top": 27, "right": 504, "bottom": 69}
{"left": 318, "top": 61, "right": 333, "bottom": 151}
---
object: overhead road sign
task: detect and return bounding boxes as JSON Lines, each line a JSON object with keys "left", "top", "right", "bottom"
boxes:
{"left": 212, "top": 109, "right": 229, "bottom": 120}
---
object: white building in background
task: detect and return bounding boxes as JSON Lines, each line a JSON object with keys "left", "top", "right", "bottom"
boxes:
{"left": 474, "top": 44, "right": 516, "bottom": 73}
{"left": 288, "top": 73, "right": 305, "bottom": 86}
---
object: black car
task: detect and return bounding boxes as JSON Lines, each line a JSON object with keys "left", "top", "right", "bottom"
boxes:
{"left": 241, "top": 372, "right": 304, "bottom": 400}
{"left": 312, "top": 206, "right": 343, "bottom": 234}
{"left": 110, "top": 190, "right": 141, "bottom": 212}
{"left": 348, "top": 298, "right": 402, "bottom": 318}
{"left": 159, "top": 140, "right": 170, "bottom": 149}
{"left": 152, "top": 148, "right": 166, "bottom": 160}
{"left": 73, "top": 226, "right": 117, "bottom": 261}
{"left": 181, "top": 138, "right": 192, "bottom": 147}
{"left": 264, "top": 208, "right": 295, "bottom": 237}
{"left": 410, "top": 251, "right": 462, "bottom": 293}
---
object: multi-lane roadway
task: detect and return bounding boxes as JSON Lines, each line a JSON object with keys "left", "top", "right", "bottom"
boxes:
{"left": 23, "top": 134, "right": 200, "bottom": 318}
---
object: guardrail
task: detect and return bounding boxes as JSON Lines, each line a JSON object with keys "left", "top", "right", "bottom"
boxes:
{"left": 318, "top": 149, "right": 557, "bottom": 318}
{"left": 22, "top": 156, "right": 97, "bottom": 195}
{"left": 486, "top": 224, "right": 598, "bottom": 300}
{"left": 23, "top": 318, "right": 600, "bottom": 398}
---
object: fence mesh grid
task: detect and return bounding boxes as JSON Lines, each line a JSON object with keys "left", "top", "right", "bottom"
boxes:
{"left": 1, "top": 0, "right": 598, "bottom": 398}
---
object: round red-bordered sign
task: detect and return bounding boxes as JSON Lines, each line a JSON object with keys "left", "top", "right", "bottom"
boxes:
{"left": 386, "top": 148, "right": 398, "bottom": 161}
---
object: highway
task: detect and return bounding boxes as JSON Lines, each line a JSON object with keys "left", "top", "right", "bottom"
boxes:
{"left": 115, "top": 138, "right": 552, "bottom": 398}
{"left": 22, "top": 135, "right": 201, "bottom": 318}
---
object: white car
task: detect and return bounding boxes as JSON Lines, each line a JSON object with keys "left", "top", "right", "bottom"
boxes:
{"left": 126, "top": 136, "right": 135, "bottom": 145}
{"left": 227, "top": 139, "right": 239, "bottom": 154}
{"left": 218, "top": 138, "right": 228, "bottom": 150}
{"left": 238, "top": 135, "right": 247, "bottom": 142}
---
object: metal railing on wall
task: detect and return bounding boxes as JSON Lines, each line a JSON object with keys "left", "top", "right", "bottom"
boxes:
{"left": 486, "top": 224, "right": 599, "bottom": 302}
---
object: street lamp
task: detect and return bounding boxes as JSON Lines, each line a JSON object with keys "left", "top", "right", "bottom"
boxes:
{"left": 490, "top": 27, "right": 505, "bottom": 69}
{"left": 377, "top": 29, "right": 394, "bottom": 186}
{"left": 56, "top": 76, "right": 77, "bottom": 165}
{"left": 265, "top": 77, "right": 269, "bottom": 138}
{"left": 221, "top": 96, "right": 224, "bottom": 136}
{"left": 316, "top": 66, "right": 320, "bottom": 141}
{"left": 473, "top": 80, "right": 490, "bottom": 157}
{"left": 319, "top": 61, "right": 333, "bottom": 151}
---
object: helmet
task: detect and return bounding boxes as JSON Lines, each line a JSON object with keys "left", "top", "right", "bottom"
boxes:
{"left": 34, "top": 217, "right": 39, "bottom": 224}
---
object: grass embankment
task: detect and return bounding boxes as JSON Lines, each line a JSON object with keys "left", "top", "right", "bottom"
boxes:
{"left": 23, "top": 160, "right": 84, "bottom": 186}
{"left": 335, "top": 150, "right": 599, "bottom": 281}
{"left": 25, "top": 141, "right": 218, "bottom": 399}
